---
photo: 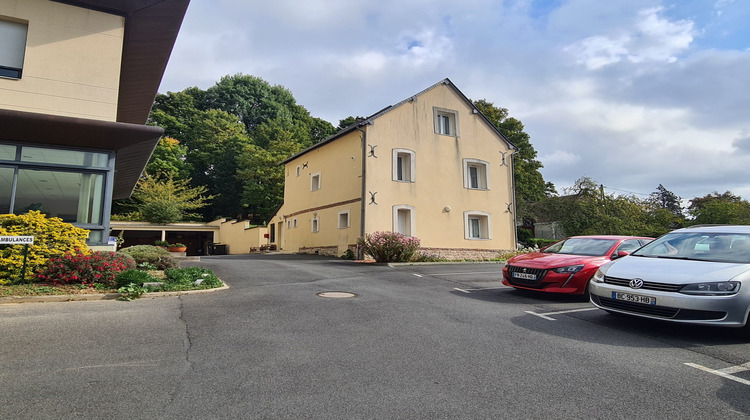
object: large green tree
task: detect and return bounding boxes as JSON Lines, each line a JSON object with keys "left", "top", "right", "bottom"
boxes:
{"left": 688, "top": 192, "right": 750, "bottom": 225}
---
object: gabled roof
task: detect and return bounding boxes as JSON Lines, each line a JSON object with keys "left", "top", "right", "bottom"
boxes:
{"left": 280, "top": 78, "right": 518, "bottom": 165}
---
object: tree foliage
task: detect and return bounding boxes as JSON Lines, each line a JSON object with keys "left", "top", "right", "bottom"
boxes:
{"left": 121, "top": 174, "right": 214, "bottom": 224}
{"left": 688, "top": 192, "right": 750, "bottom": 225}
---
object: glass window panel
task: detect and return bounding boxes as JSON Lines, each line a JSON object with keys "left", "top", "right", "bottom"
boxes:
{"left": 21, "top": 147, "right": 109, "bottom": 168}
{"left": 0, "top": 145, "right": 17, "bottom": 161}
{"left": 0, "top": 166, "right": 14, "bottom": 213}
{"left": 14, "top": 169, "right": 104, "bottom": 225}
{"left": 0, "top": 19, "right": 27, "bottom": 71}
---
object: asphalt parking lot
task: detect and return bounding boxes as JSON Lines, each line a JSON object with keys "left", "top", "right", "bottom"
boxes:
{"left": 1, "top": 254, "right": 748, "bottom": 419}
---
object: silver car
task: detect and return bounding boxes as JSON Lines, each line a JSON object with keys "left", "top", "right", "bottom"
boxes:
{"left": 589, "top": 225, "right": 750, "bottom": 331}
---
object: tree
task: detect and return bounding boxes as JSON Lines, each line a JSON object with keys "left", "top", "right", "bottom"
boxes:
{"left": 145, "top": 137, "right": 189, "bottom": 180}
{"left": 649, "top": 184, "right": 682, "bottom": 217}
{"left": 472, "top": 99, "right": 555, "bottom": 222}
{"left": 688, "top": 192, "right": 750, "bottom": 225}
{"left": 338, "top": 116, "right": 367, "bottom": 130}
{"left": 236, "top": 129, "right": 306, "bottom": 223}
{"left": 123, "top": 173, "right": 214, "bottom": 224}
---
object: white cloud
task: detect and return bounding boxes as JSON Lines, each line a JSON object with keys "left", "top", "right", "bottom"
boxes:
{"left": 565, "top": 7, "right": 695, "bottom": 69}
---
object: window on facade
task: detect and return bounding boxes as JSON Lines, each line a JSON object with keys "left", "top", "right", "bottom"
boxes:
{"left": 434, "top": 108, "right": 458, "bottom": 136}
{"left": 296, "top": 165, "right": 301, "bottom": 177}
{"left": 287, "top": 220, "right": 292, "bottom": 229}
{"left": 464, "top": 211, "right": 491, "bottom": 240}
{"left": 0, "top": 144, "right": 113, "bottom": 244}
{"left": 311, "top": 216, "right": 319, "bottom": 233}
{"left": 464, "top": 159, "right": 489, "bottom": 190}
{"left": 0, "top": 19, "right": 28, "bottom": 79}
{"left": 392, "top": 149, "right": 415, "bottom": 182}
{"left": 392, "top": 205, "right": 416, "bottom": 236}
{"left": 310, "top": 172, "right": 321, "bottom": 191}
{"left": 270, "top": 223, "right": 276, "bottom": 243}
{"left": 293, "top": 218, "right": 298, "bottom": 228}
{"left": 338, "top": 210, "right": 350, "bottom": 229}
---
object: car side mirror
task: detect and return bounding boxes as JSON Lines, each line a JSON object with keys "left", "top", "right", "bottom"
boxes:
{"left": 612, "top": 250, "right": 630, "bottom": 260}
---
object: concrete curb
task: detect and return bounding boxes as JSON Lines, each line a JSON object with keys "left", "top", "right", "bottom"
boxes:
{"left": 0, "top": 283, "right": 230, "bottom": 305}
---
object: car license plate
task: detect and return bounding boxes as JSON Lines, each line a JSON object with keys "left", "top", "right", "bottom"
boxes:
{"left": 512, "top": 272, "right": 536, "bottom": 280}
{"left": 612, "top": 292, "right": 656, "bottom": 305}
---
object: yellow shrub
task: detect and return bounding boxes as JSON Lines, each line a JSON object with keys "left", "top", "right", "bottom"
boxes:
{"left": 0, "top": 211, "right": 89, "bottom": 284}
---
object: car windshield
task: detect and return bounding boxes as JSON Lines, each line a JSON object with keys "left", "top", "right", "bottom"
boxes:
{"left": 632, "top": 231, "right": 750, "bottom": 263}
{"left": 543, "top": 238, "right": 617, "bottom": 256}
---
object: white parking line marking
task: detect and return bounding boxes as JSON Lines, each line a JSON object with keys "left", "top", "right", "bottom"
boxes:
{"left": 525, "top": 311, "right": 557, "bottom": 321}
{"left": 525, "top": 307, "right": 600, "bottom": 321}
{"left": 685, "top": 362, "right": 750, "bottom": 386}
{"left": 413, "top": 274, "right": 423, "bottom": 277}
{"left": 454, "top": 288, "right": 471, "bottom": 294}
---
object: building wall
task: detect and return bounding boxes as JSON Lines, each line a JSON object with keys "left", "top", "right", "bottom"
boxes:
{"left": 0, "top": 0, "right": 124, "bottom": 121}
{"left": 208, "top": 219, "right": 268, "bottom": 254}
{"left": 274, "top": 131, "right": 363, "bottom": 256}
{"left": 363, "top": 84, "right": 516, "bottom": 252}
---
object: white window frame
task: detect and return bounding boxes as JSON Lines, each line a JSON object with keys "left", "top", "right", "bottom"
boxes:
{"left": 463, "top": 158, "right": 490, "bottom": 190}
{"left": 464, "top": 211, "right": 492, "bottom": 240}
{"left": 433, "top": 107, "right": 459, "bottom": 137}
{"left": 338, "top": 209, "right": 350, "bottom": 229}
{"left": 310, "top": 172, "right": 321, "bottom": 191}
{"left": 311, "top": 216, "right": 319, "bottom": 233}
{"left": 392, "top": 149, "right": 416, "bottom": 182}
{"left": 392, "top": 205, "right": 416, "bottom": 237}
{"left": 0, "top": 19, "right": 28, "bottom": 80}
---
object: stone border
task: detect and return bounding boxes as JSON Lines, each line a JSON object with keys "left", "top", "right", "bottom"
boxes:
{"left": 0, "top": 283, "right": 229, "bottom": 305}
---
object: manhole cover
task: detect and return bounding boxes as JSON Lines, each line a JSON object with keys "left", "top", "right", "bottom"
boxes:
{"left": 316, "top": 291, "right": 357, "bottom": 299}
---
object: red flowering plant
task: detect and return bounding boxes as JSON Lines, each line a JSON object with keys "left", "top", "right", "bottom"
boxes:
{"left": 356, "top": 231, "right": 421, "bottom": 263}
{"left": 36, "top": 250, "right": 136, "bottom": 288}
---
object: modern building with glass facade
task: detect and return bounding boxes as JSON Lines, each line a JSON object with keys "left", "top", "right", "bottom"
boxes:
{"left": 0, "top": 0, "right": 189, "bottom": 246}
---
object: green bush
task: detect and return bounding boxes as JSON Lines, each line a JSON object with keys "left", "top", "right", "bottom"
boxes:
{"left": 0, "top": 211, "right": 90, "bottom": 284}
{"left": 114, "top": 269, "right": 158, "bottom": 288}
{"left": 356, "top": 231, "right": 420, "bottom": 263}
{"left": 528, "top": 238, "right": 558, "bottom": 248}
{"left": 118, "top": 245, "right": 179, "bottom": 270}
{"left": 517, "top": 228, "right": 533, "bottom": 244}
{"left": 163, "top": 267, "right": 221, "bottom": 290}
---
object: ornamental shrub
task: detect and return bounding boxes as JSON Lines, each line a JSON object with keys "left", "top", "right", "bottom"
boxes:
{"left": 0, "top": 211, "right": 90, "bottom": 284}
{"left": 163, "top": 267, "right": 221, "bottom": 290}
{"left": 115, "top": 269, "right": 158, "bottom": 288}
{"left": 356, "top": 231, "right": 421, "bottom": 263}
{"left": 36, "top": 251, "right": 136, "bottom": 287}
{"left": 118, "top": 245, "right": 179, "bottom": 270}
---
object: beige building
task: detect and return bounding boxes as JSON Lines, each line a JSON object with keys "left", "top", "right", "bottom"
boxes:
{"left": 268, "top": 79, "right": 518, "bottom": 260}
{"left": 0, "top": 0, "right": 189, "bottom": 247}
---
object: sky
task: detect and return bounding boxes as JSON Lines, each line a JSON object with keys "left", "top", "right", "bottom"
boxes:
{"left": 158, "top": 0, "right": 750, "bottom": 204}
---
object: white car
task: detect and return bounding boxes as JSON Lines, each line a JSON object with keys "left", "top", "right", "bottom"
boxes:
{"left": 589, "top": 225, "right": 750, "bottom": 332}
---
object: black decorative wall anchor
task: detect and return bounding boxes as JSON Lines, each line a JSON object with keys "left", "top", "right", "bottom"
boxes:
{"left": 505, "top": 202, "right": 513, "bottom": 214}
{"left": 368, "top": 191, "right": 378, "bottom": 205}
{"left": 368, "top": 144, "right": 377, "bottom": 158}
{"left": 302, "top": 161, "right": 309, "bottom": 169}
{"left": 499, "top": 151, "right": 509, "bottom": 167}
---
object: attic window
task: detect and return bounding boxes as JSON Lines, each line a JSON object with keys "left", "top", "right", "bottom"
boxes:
{"left": 434, "top": 108, "right": 458, "bottom": 136}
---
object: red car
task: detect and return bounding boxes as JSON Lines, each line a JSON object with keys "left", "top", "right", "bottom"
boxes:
{"left": 502, "top": 235, "right": 653, "bottom": 297}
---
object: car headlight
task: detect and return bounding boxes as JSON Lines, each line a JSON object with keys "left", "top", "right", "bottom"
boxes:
{"left": 591, "top": 268, "right": 605, "bottom": 283}
{"left": 552, "top": 264, "right": 584, "bottom": 274}
{"left": 679, "top": 281, "right": 741, "bottom": 295}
